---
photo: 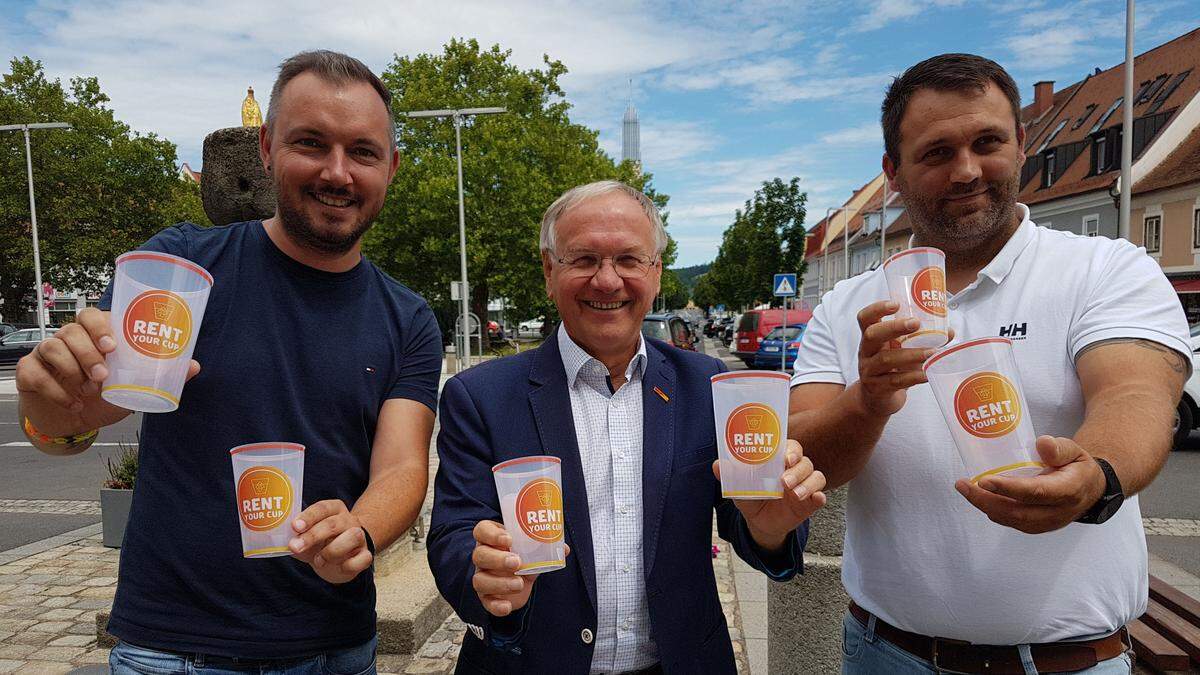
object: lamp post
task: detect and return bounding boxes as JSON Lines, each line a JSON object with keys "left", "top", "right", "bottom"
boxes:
{"left": 0, "top": 122, "right": 72, "bottom": 339}
{"left": 1118, "top": 0, "right": 1135, "bottom": 240}
{"left": 821, "top": 206, "right": 858, "bottom": 295}
{"left": 401, "top": 107, "right": 507, "bottom": 370}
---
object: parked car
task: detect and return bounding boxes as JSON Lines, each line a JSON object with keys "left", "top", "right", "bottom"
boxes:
{"left": 1173, "top": 323, "right": 1200, "bottom": 449}
{"left": 752, "top": 324, "right": 807, "bottom": 370}
{"left": 732, "top": 308, "right": 812, "bottom": 366}
{"left": 0, "top": 328, "right": 60, "bottom": 365}
{"left": 641, "top": 313, "right": 696, "bottom": 351}
{"left": 0, "top": 323, "right": 17, "bottom": 338}
{"left": 517, "top": 317, "right": 545, "bottom": 339}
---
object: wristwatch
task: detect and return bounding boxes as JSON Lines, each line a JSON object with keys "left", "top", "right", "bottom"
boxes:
{"left": 1076, "top": 458, "right": 1124, "bottom": 524}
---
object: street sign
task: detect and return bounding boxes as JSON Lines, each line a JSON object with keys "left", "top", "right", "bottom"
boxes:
{"left": 773, "top": 273, "right": 797, "bottom": 297}
{"left": 455, "top": 312, "right": 481, "bottom": 336}
{"left": 450, "top": 281, "right": 462, "bottom": 301}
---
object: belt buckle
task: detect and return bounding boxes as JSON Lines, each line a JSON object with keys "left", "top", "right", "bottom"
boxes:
{"left": 930, "top": 637, "right": 976, "bottom": 675}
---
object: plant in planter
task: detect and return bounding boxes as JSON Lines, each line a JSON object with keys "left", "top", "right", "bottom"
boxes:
{"left": 101, "top": 436, "right": 138, "bottom": 548}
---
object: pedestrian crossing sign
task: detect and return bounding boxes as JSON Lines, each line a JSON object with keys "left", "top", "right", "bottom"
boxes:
{"left": 773, "top": 273, "right": 797, "bottom": 297}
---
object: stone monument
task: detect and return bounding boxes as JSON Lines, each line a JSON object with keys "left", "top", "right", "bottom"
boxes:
{"left": 200, "top": 87, "right": 275, "bottom": 226}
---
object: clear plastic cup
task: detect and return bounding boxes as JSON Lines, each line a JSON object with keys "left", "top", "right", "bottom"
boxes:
{"left": 712, "top": 371, "right": 790, "bottom": 499}
{"left": 492, "top": 456, "right": 566, "bottom": 575}
{"left": 883, "top": 247, "right": 950, "bottom": 349}
{"left": 101, "top": 251, "right": 213, "bottom": 413}
{"left": 230, "top": 442, "right": 305, "bottom": 558}
{"left": 923, "top": 337, "right": 1044, "bottom": 483}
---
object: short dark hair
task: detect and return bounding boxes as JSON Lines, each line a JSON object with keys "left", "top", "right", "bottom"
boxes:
{"left": 881, "top": 53, "right": 1021, "bottom": 165}
{"left": 266, "top": 50, "right": 394, "bottom": 145}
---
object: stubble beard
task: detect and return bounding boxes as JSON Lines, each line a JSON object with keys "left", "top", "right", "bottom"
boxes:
{"left": 275, "top": 182, "right": 379, "bottom": 256}
{"left": 904, "top": 169, "right": 1021, "bottom": 259}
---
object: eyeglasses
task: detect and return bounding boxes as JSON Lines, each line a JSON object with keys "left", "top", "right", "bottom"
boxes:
{"left": 554, "top": 252, "right": 659, "bottom": 279}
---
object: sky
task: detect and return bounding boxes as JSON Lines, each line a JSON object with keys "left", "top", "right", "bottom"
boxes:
{"left": 2, "top": 0, "right": 1197, "bottom": 266}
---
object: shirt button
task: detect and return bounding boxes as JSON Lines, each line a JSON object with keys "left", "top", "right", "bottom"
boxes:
{"left": 623, "top": 563, "right": 631, "bottom": 573}
{"left": 581, "top": 628, "right": 594, "bottom": 644}
{"left": 619, "top": 505, "right": 629, "bottom": 515}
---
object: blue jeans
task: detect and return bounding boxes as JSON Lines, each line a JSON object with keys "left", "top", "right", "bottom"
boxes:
{"left": 109, "top": 635, "right": 377, "bottom": 675}
{"left": 841, "top": 612, "right": 1132, "bottom": 675}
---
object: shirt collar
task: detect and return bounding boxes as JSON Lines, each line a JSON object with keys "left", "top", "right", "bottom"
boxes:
{"left": 558, "top": 324, "right": 647, "bottom": 391}
{"left": 907, "top": 202, "right": 1036, "bottom": 286}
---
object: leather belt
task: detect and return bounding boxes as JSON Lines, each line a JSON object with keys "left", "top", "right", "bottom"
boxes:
{"left": 848, "top": 602, "right": 1129, "bottom": 674}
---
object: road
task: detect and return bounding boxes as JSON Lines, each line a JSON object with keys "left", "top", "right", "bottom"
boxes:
{"left": 2, "top": 342, "right": 1197, "bottom": 577}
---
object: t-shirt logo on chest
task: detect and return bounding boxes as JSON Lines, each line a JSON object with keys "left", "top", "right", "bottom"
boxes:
{"left": 999, "top": 322, "right": 1028, "bottom": 340}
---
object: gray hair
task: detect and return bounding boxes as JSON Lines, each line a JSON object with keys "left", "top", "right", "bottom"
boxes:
{"left": 266, "top": 50, "right": 395, "bottom": 148}
{"left": 539, "top": 180, "right": 667, "bottom": 255}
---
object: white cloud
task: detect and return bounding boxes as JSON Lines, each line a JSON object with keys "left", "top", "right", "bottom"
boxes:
{"left": 848, "top": 0, "right": 968, "bottom": 34}
{"left": 819, "top": 122, "right": 882, "bottom": 145}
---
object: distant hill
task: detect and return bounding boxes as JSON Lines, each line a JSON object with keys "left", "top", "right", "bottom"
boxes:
{"left": 672, "top": 263, "right": 711, "bottom": 290}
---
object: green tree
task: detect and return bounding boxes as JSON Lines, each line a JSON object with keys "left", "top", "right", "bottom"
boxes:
{"left": 705, "top": 177, "right": 807, "bottom": 310}
{"left": 369, "top": 40, "right": 672, "bottom": 341}
{"left": 0, "top": 57, "right": 206, "bottom": 320}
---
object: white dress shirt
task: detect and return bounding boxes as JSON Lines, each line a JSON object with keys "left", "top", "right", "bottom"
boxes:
{"left": 557, "top": 328, "right": 658, "bottom": 674}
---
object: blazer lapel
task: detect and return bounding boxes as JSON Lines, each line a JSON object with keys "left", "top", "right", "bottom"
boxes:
{"left": 528, "top": 329, "right": 597, "bottom": 613}
{"left": 640, "top": 342, "right": 677, "bottom": 579}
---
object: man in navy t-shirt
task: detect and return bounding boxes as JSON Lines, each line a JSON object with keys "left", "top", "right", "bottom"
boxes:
{"left": 15, "top": 50, "right": 441, "bottom": 669}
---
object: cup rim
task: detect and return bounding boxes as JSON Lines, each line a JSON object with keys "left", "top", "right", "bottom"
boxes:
{"left": 711, "top": 370, "right": 791, "bottom": 383}
{"left": 116, "top": 251, "right": 214, "bottom": 287}
{"left": 882, "top": 246, "right": 945, "bottom": 269}
{"left": 492, "top": 455, "right": 561, "bottom": 473}
{"left": 230, "top": 442, "right": 306, "bottom": 455}
{"left": 922, "top": 336, "right": 1012, "bottom": 373}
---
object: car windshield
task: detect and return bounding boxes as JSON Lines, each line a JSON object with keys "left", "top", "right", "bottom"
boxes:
{"left": 765, "top": 326, "right": 803, "bottom": 341}
{"left": 641, "top": 320, "right": 670, "bottom": 341}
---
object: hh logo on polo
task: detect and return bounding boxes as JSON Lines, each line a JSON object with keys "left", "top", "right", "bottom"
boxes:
{"left": 999, "top": 322, "right": 1028, "bottom": 340}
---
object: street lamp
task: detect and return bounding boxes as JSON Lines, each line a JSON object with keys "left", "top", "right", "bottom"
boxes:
{"left": 401, "top": 107, "right": 507, "bottom": 370}
{"left": 0, "top": 122, "right": 72, "bottom": 340}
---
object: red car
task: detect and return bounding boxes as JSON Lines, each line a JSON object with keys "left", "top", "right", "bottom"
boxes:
{"left": 732, "top": 308, "right": 811, "bottom": 366}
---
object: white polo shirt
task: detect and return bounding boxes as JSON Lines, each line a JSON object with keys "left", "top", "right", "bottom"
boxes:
{"left": 791, "top": 204, "right": 1190, "bottom": 644}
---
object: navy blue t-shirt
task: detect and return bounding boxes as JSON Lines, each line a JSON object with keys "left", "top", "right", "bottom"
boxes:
{"left": 98, "top": 221, "right": 442, "bottom": 657}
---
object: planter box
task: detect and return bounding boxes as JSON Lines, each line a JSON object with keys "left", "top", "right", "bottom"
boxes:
{"left": 101, "top": 488, "right": 133, "bottom": 548}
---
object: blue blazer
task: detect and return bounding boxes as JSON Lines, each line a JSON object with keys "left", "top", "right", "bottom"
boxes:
{"left": 428, "top": 330, "right": 807, "bottom": 674}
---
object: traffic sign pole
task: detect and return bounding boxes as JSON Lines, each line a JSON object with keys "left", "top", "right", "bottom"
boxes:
{"left": 781, "top": 295, "right": 787, "bottom": 371}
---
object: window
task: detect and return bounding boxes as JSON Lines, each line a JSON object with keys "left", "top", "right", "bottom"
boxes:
{"left": 1042, "top": 151, "right": 1056, "bottom": 188}
{"left": 1137, "top": 74, "right": 1170, "bottom": 105}
{"left": 1090, "top": 98, "right": 1123, "bottom": 134}
{"left": 1036, "top": 119, "right": 1069, "bottom": 153}
{"left": 1082, "top": 215, "right": 1100, "bottom": 237}
{"left": 1193, "top": 208, "right": 1200, "bottom": 250}
{"left": 1144, "top": 215, "right": 1162, "bottom": 253}
{"left": 1093, "top": 135, "right": 1107, "bottom": 174}
{"left": 1071, "top": 104, "right": 1098, "bottom": 130}
{"left": 1147, "top": 70, "right": 1190, "bottom": 115}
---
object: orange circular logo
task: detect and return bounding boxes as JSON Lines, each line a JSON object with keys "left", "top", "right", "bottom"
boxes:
{"left": 724, "top": 403, "right": 782, "bottom": 465}
{"left": 236, "top": 466, "right": 294, "bottom": 531}
{"left": 954, "top": 372, "right": 1022, "bottom": 438}
{"left": 516, "top": 478, "right": 564, "bottom": 543}
{"left": 122, "top": 290, "right": 193, "bottom": 359}
{"left": 910, "top": 266, "right": 947, "bottom": 317}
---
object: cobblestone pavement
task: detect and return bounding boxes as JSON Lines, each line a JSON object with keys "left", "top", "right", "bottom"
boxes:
{"left": 0, "top": 500, "right": 101, "bottom": 516}
{"left": 1142, "top": 516, "right": 1200, "bottom": 537}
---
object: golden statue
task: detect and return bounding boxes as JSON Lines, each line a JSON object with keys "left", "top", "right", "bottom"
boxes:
{"left": 241, "top": 86, "right": 263, "bottom": 127}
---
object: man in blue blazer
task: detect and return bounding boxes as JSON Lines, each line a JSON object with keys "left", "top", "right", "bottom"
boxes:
{"left": 429, "top": 180, "right": 827, "bottom": 674}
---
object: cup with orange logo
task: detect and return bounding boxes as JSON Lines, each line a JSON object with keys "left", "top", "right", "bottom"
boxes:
{"left": 923, "top": 337, "right": 1044, "bottom": 483}
{"left": 711, "top": 371, "right": 790, "bottom": 499}
{"left": 101, "top": 251, "right": 213, "bottom": 413}
{"left": 230, "top": 442, "right": 304, "bottom": 558}
{"left": 492, "top": 456, "right": 566, "bottom": 575}
{"left": 883, "top": 247, "right": 950, "bottom": 349}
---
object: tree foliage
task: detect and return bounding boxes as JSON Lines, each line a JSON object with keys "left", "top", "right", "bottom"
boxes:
{"left": 369, "top": 40, "right": 674, "bottom": 338}
{"left": 701, "top": 177, "right": 808, "bottom": 310}
{"left": 0, "top": 57, "right": 207, "bottom": 320}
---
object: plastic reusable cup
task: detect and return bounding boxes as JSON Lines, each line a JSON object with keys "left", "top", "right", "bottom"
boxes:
{"left": 923, "top": 337, "right": 1044, "bottom": 483}
{"left": 883, "top": 247, "right": 950, "bottom": 349}
{"left": 230, "top": 442, "right": 305, "bottom": 558}
{"left": 711, "top": 371, "right": 790, "bottom": 499}
{"left": 492, "top": 456, "right": 566, "bottom": 575}
{"left": 101, "top": 251, "right": 213, "bottom": 413}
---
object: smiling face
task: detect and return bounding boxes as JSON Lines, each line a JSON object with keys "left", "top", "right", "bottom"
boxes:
{"left": 885, "top": 82, "right": 1026, "bottom": 255}
{"left": 260, "top": 71, "right": 398, "bottom": 256}
{"left": 542, "top": 191, "right": 661, "bottom": 366}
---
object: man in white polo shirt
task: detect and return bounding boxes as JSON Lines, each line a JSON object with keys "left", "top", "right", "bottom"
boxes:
{"left": 790, "top": 53, "right": 1189, "bottom": 674}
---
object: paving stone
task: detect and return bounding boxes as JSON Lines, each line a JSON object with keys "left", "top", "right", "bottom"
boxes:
{"left": 71, "top": 649, "right": 110, "bottom": 665}
{"left": 4, "top": 608, "right": 42, "bottom": 620}
{"left": 12, "top": 661, "right": 73, "bottom": 675}
{"left": 37, "top": 597, "right": 75, "bottom": 609}
{"left": 69, "top": 598, "right": 110, "bottom": 610}
{"left": 7, "top": 631, "right": 51, "bottom": 646}
{"left": 76, "top": 588, "right": 115, "bottom": 599}
{"left": 36, "top": 609, "right": 83, "bottom": 621}
{"left": 0, "top": 619, "right": 35, "bottom": 632}
{"left": 66, "top": 622, "right": 95, "bottom": 636}
{"left": 39, "top": 587, "right": 82, "bottom": 598}
{"left": 1, "top": 596, "right": 43, "bottom": 608}
{"left": 79, "top": 578, "right": 117, "bottom": 588}
{"left": 0, "top": 646, "right": 37, "bottom": 659}
{"left": 44, "top": 576, "right": 86, "bottom": 587}
{"left": 27, "top": 620, "right": 72, "bottom": 633}
{"left": 0, "top": 661, "right": 23, "bottom": 675}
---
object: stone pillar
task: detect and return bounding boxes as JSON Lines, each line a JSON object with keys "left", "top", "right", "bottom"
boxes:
{"left": 768, "top": 485, "right": 849, "bottom": 673}
{"left": 201, "top": 126, "right": 275, "bottom": 226}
